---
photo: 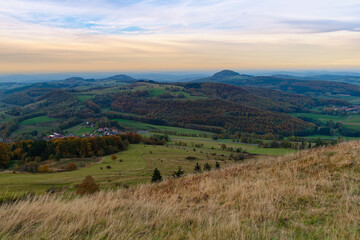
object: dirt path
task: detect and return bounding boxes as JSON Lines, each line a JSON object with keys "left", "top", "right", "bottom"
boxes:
{"left": 71, "top": 125, "right": 83, "bottom": 135}
{"left": 339, "top": 115, "right": 353, "bottom": 123}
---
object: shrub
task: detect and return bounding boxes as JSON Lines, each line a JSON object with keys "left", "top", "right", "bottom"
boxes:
{"left": 55, "top": 153, "right": 61, "bottom": 161}
{"left": 204, "top": 163, "right": 212, "bottom": 171}
{"left": 235, "top": 153, "right": 245, "bottom": 161}
{"left": 111, "top": 155, "right": 117, "bottom": 160}
{"left": 106, "top": 165, "right": 112, "bottom": 169}
{"left": 38, "top": 164, "right": 51, "bottom": 173}
{"left": 215, "top": 162, "right": 220, "bottom": 169}
{"left": 194, "top": 162, "right": 202, "bottom": 173}
{"left": 172, "top": 166, "right": 185, "bottom": 178}
{"left": 186, "top": 156, "right": 197, "bottom": 160}
{"left": 151, "top": 168, "right": 162, "bottom": 183}
{"left": 65, "top": 162, "right": 77, "bottom": 171}
{"left": 76, "top": 175, "right": 99, "bottom": 195}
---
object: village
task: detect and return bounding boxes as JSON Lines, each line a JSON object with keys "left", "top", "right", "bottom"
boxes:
{"left": 45, "top": 123, "right": 125, "bottom": 140}
{"left": 331, "top": 105, "right": 360, "bottom": 114}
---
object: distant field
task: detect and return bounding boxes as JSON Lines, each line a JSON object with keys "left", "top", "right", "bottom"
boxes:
{"left": 170, "top": 136, "right": 297, "bottom": 156}
{"left": 76, "top": 94, "right": 95, "bottom": 102}
{"left": 20, "top": 116, "right": 60, "bottom": 125}
{"left": 11, "top": 125, "right": 56, "bottom": 138}
{"left": 0, "top": 113, "right": 12, "bottom": 124}
{"left": 289, "top": 113, "right": 346, "bottom": 123}
{"left": 83, "top": 83, "right": 208, "bottom": 100}
{"left": 327, "top": 94, "right": 360, "bottom": 104}
{"left": 341, "top": 115, "right": 360, "bottom": 130}
{"left": 112, "top": 118, "right": 212, "bottom": 135}
{"left": 0, "top": 144, "right": 229, "bottom": 199}
{"left": 63, "top": 124, "right": 96, "bottom": 136}
{"left": 148, "top": 88, "right": 166, "bottom": 96}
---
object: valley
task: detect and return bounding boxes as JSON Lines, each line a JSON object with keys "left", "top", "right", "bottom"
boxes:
{"left": 1, "top": 70, "right": 360, "bottom": 201}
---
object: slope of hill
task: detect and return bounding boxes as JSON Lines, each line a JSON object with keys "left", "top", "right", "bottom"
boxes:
{"left": 180, "top": 82, "right": 350, "bottom": 112}
{"left": 111, "top": 96, "right": 316, "bottom": 135}
{"left": 196, "top": 70, "right": 360, "bottom": 97}
{"left": 0, "top": 74, "right": 355, "bottom": 140}
{"left": 3, "top": 74, "right": 136, "bottom": 95}
{"left": 0, "top": 141, "right": 359, "bottom": 239}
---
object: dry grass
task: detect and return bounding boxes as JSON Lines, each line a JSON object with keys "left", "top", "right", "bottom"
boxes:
{"left": 1, "top": 141, "right": 360, "bottom": 239}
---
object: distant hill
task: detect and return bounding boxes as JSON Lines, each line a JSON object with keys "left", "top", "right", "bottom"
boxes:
{"left": 196, "top": 70, "right": 360, "bottom": 96}
{"left": 3, "top": 74, "right": 137, "bottom": 95}
{"left": 0, "top": 74, "right": 355, "bottom": 140}
{"left": 271, "top": 74, "right": 360, "bottom": 85}
{"left": 111, "top": 93, "right": 316, "bottom": 136}
{"left": 180, "top": 82, "right": 350, "bottom": 113}
{"left": 98, "top": 74, "right": 136, "bottom": 83}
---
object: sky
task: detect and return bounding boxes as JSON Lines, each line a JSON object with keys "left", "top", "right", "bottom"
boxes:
{"left": 0, "top": 0, "right": 360, "bottom": 73}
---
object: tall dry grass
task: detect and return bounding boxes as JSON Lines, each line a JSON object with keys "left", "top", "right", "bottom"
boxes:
{"left": 0, "top": 141, "right": 360, "bottom": 239}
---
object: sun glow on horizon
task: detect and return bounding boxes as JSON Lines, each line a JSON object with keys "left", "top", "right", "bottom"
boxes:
{"left": 0, "top": 0, "right": 360, "bottom": 73}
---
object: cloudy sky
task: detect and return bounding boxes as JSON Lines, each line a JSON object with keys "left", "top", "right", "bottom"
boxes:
{"left": 0, "top": 0, "right": 360, "bottom": 73}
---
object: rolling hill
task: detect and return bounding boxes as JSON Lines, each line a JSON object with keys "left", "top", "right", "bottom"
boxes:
{"left": 0, "top": 73, "right": 356, "bottom": 140}
{"left": 196, "top": 70, "right": 360, "bottom": 96}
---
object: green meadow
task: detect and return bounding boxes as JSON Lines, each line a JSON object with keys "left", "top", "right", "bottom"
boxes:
{"left": 20, "top": 116, "right": 60, "bottom": 125}
{"left": 112, "top": 118, "right": 212, "bottom": 135}
{"left": 0, "top": 144, "right": 230, "bottom": 200}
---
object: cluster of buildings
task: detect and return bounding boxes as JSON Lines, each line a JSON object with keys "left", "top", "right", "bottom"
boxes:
{"left": 332, "top": 105, "right": 360, "bottom": 114}
{"left": 342, "top": 106, "right": 360, "bottom": 113}
{"left": 45, "top": 127, "right": 123, "bottom": 140}
{"left": 45, "top": 132, "right": 66, "bottom": 140}
{"left": 94, "top": 127, "right": 123, "bottom": 136}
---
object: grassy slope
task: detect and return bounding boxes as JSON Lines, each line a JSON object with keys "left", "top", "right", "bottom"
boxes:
{"left": 290, "top": 112, "right": 360, "bottom": 138}
{"left": 289, "top": 113, "right": 346, "bottom": 123}
{"left": 170, "top": 136, "right": 296, "bottom": 155}
{"left": 20, "top": 116, "right": 59, "bottom": 125}
{"left": 0, "top": 141, "right": 359, "bottom": 239}
{"left": 0, "top": 144, "right": 226, "bottom": 199}
{"left": 112, "top": 118, "right": 212, "bottom": 135}
{"left": 342, "top": 115, "right": 360, "bottom": 130}
{"left": 76, "top": 94, "right": 94, "bottom": 102}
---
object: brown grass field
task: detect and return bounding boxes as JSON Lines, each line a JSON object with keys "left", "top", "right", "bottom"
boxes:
{"left": 0, "top": 141, "right": 360, "bottom": 239}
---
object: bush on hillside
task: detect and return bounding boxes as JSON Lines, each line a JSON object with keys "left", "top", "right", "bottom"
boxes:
{"left": 76, "top": 175, "right": 99, "bottom": 195}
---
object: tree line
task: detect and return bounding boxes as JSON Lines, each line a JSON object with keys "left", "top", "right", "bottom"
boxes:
{"left": 0, "top": 133, "right": 142, "bottom": 170}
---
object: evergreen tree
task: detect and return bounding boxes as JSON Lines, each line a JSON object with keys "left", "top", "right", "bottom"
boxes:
{"left": 151, "top": 168, "right": 162, "bottom": 182}
{"left": 193, "top": 162, "right": 202, "bottom": 173}
{"left": 215, "top": 161, "right": 220, "bottom": 169}
{"left": 204, "top": 163, "right": 212, "bottom": 171}
{"left": 172, "top": 166, "right": 185, "bottom": 178}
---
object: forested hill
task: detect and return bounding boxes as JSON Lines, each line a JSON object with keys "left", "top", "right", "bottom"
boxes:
{"left": 180, "top": 82, "right": 349, "bottom": 113}
{"left": 0, "top": 73, "right": 354, "bottom": 140}
{"left": 195, "top": 70, "right": 360, "bottom": 96}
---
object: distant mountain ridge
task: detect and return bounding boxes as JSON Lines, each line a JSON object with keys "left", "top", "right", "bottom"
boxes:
{"left": 195, "top": 70, "right": 360, "bottom": 97}
{"left": 3, "top": 74, "right": 137, "bottom": 95}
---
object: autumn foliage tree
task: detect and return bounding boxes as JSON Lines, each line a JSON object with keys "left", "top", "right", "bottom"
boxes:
{"left": 38, "top": 164, "right": 51, "bottom": 173}
{"left": 65, "top": 162, "right": 77, "bottom": 171}
{"left": 0, "top": 142, "right": 10, "bottom": 169}
{"left": 76, "top": 175, "right": 99, "bottom": 195}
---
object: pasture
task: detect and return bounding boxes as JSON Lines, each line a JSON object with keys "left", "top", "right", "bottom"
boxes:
{"left": 0, "top": 144, "right": 230, "bottom": 200}
{"left": 112, "top": 118, "right": 212, "bottom": 135}
{"left": 289, "top": 112, "right": 346, "bottom": 123}
{"left": 20, "top": 116, "right": 60, "bottom": 125}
